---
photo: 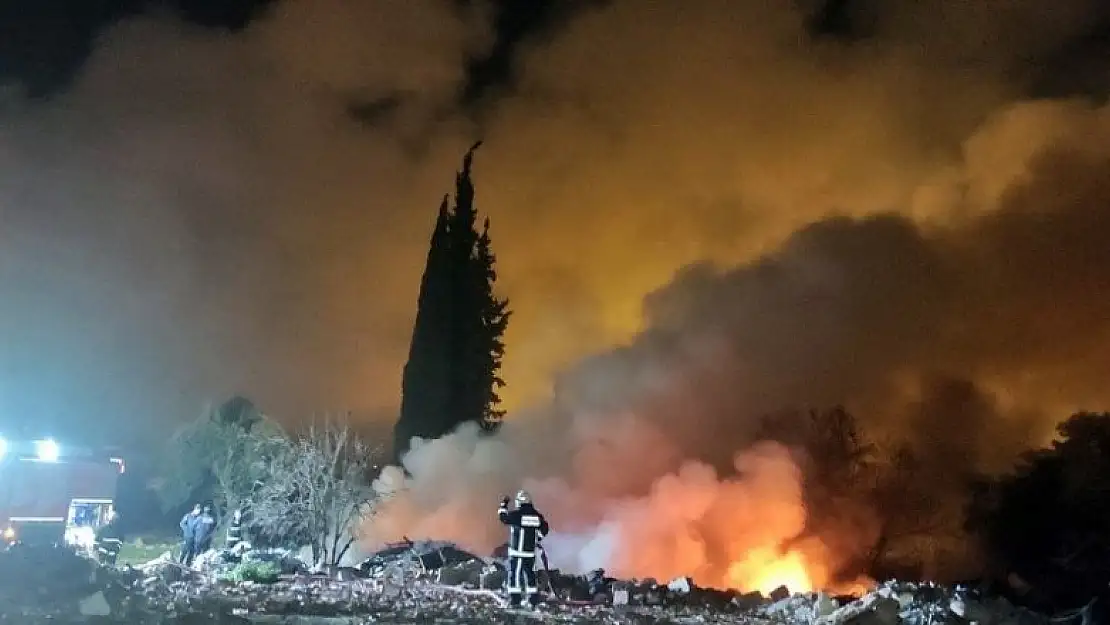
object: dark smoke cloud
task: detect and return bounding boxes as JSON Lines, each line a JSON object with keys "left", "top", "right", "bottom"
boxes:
{"left": 0, "top": 1, "right": 491, "bottom": 442}
{"left": 0, "top": 0, "right": 1106, "bottom": 588}
{"left": 370, "top": 98, "right": 1110, "bottom": 586}
{"left": 0, "top": 1, "right": 1108, "bottom": 562}
{"left": 561, "top": 108, "right": 1110, "bottom": 464}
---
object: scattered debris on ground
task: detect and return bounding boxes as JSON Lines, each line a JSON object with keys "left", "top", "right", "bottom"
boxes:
{"left": 0, "top": 539, "right": 1084, "bottom": 624}
{"left": 758, "top": 581, "right": 1055, "bottom": 625}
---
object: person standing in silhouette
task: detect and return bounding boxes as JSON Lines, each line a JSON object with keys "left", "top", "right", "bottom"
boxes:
{"left": 193, "top": 505, "right": 217, "bottom": 555}
{"left": 178, "top": 504, "right": 201, "bottom": 565}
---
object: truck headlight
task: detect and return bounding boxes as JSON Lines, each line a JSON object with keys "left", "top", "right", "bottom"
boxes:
{"left": 3, "top": 527, "right": 16, "bottom": 541}
{"left": 35, "top": 438, "right": 60, "bottom": 462}
{"left": 70, "top": 526, "right": 95, "bottom": 549}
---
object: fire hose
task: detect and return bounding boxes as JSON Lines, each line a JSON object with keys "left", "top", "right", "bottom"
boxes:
{"left": 538, "top": 543, "right": 556, "bottom": 596}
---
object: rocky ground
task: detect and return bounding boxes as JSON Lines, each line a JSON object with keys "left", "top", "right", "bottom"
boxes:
{"left": 0, "top": 540, "right": 1082, "bottom": 625}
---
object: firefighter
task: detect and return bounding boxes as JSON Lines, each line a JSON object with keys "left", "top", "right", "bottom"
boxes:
{"left": 179, "top": 503, "right": 201, "bottom": 565}
{"left": 226, "top": 508, "right": 245, "bottom": 552}
{"left": 498, "top": 490, "right": 550, "bottom": 608}
{"left": 95, "top": 511, "right": 124, "bottom": 566}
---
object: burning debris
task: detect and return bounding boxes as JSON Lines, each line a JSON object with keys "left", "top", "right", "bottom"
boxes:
{"left": 0, "top": 539, "right": 1088, "bottom": 625}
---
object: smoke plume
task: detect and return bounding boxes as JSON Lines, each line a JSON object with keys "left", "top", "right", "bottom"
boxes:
{"left": 4, "top": 0, "right": 1110, "bottom": 440}
{"left": 366, "top": 97, "right": 1110, "bottom": 587}
{"left": 2, "top": 0, "right": 1110, "bottom": 587}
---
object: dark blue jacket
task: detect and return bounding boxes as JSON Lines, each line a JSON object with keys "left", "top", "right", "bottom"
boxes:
{"left": 192, "top": 513, "right": 216, "bottom": 544}
{"left": 179, "top": 512, "right": 199, "bottom": 539}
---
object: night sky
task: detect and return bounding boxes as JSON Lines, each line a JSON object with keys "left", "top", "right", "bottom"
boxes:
{"left": 2, "top": 0, "right": 1110, "bottom": 459}
{"left": 0, "top": 0, "right": 596, "bottom": 102}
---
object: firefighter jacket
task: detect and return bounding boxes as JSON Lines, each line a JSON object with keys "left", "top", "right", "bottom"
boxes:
{"left": 498, "top": 502, "right": 550, "bottom": 558}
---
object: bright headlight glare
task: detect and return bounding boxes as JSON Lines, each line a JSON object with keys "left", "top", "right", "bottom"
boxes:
{"left": 70, "top": 526, "right": 95, "bottom": 548}
{"left": 35, "top": 438, "right": 60, "bottom": 462}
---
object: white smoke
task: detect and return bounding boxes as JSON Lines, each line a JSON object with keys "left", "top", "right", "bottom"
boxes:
{"left": 364, "top": 416, "right": 825, "bottom": 593}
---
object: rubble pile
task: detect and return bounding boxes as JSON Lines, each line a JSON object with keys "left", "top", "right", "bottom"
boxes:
{"left": 0, "top": 540, "right": 1072, "bottom": 624}
{"left": 757, "top": 580, "right": 1054, "bottom": 625}
{"left": 190, "top": 546, "right": 309, "bottom": 581}
{"left": 356, "top": 542, "right": 839, "bottom": 619}
{"left": 0, "top": 544, "right": 140, "bottom": 621}
{"left": 358, "top": 539, "right": 506, "bottom": 590}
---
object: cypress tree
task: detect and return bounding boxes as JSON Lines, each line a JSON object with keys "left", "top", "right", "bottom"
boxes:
{"left": 394, "top": 142, "right": 510, "bottom": 462}
{"left": 470, "top": 218, "right": 510, "bottom": 430}
{"left": 394, "top": 197, "right": 453, "bottom": 458}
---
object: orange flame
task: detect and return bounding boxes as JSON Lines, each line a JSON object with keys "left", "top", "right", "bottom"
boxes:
{"left": 726, "top": 547, "right": 814, "bottom": 595}
{"left": 364, "top": 438, "right": 870, "bottom": 598}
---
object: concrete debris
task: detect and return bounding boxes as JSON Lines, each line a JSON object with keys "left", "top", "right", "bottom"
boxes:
{"left": 78, "top": 590, "right": 112, "bottom": 616}
{"left": 815, "top": 591, "right": 839, "bottom": 618}
{"left": 242, "top": 548, "right": 310, "bottom": 575}
{"left": 669, "top": 576, "right": 694, "bottom": 593}
{"left": 358, "top": 539, "right": 480, "bottom": 578}
{"left": 0, "top": 540, "right": 1073, "bottom": 625}
{"left": 141, "top": 551, "right": 202, "bottom": 585}
{"left": 613, "top": 583, "right": 630, "bottom": 606}
{"left": 435, "top": 558, "right": 486, "bottom": 587}
{"left": 192, "top": 548, "right": 227, "bottom": 573}
{"left": 756, "top": 580, "right": 1053, "bottom": 625}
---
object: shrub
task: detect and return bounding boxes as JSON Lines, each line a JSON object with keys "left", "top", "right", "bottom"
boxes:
{"left": 219, "top": 560, "right": 281, "bottom": 584}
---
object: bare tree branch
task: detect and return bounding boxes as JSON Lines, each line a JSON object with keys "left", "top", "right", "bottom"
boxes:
{"left": 248, "top": 415, "right": 384, "bottom": 567}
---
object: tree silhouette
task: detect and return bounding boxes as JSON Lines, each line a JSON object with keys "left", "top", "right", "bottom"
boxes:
{"left": 394, "top": 142, "right": 510, "bottom": 462}
{"left": 759, "top": 407, "right": 969, "bottom": 581}
{"left": 471, "top": 218, "right": 510, "bottom": 428}
{"left": 968, "top": 411, "right": 1110, "bottom": 607}
{"left": 152, "top": 395, "right": 276, "bottom": 514}
{"left": 213, "top": 395, "right": 264, "bottom": 431}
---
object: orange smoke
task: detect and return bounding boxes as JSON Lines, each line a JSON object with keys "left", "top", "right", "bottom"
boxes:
{"left": 541, "top": 441, "right": 836, "bottom": 594}
{"left": 363, "top": 427, "right": 857, "bottom": 595}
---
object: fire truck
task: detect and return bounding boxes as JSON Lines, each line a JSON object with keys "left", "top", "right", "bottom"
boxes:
{"left": 0, "top": 437, "right": 125, "bottom": 550}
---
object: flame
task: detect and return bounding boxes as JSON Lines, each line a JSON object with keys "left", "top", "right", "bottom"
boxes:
{"left": 364, "top": 436, "right": 858, "bottom": 598}
{"left": 726, "top": 547, "right": 814, "bottom": 595}
{"left": 827, "top": 576, "right": 875, "bottom": 597}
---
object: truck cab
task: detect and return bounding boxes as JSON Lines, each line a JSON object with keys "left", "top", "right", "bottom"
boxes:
{"left": 0, "top": 438, "right": 124, "bottom": 551}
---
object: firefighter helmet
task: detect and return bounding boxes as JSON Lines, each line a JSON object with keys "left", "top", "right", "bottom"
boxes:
{"left": 514, "top": 490, "right": 531, "bottom": 505}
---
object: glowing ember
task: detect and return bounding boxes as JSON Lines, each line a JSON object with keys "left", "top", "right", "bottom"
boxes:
{"left": 726, "top": 547, "right": 814, "bottom": 595}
